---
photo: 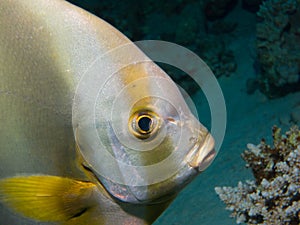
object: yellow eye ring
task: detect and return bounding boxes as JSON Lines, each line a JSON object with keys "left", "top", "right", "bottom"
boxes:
{"left": 129, "top": 110, "right": 160, "bottom": 140}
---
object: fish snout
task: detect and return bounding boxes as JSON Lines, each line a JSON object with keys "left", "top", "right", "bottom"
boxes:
{"left": 186, "top": 133, "right": 216, "bottom": 171}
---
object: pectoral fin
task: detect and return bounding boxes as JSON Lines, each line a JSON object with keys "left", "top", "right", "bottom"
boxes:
{"left": 0, "top": 175, "right": 97, "bottom": 222}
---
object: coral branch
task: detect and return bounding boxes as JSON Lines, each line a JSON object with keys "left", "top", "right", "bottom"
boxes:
{"left": 215, "top": 126, "right": 300, "bottom": 224}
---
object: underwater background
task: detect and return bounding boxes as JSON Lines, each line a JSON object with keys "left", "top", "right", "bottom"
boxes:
{"left": 66, "top": 0, "right": 300, "bottom": 224}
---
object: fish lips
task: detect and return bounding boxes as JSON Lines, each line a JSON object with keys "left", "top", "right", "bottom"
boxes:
{"left": 185, "top": 133, "right": 216, "bottom": 171}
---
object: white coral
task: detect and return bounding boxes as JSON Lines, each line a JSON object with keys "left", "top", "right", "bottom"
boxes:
{"left": 215, "top": 127, "right": 300, "bottom": 224}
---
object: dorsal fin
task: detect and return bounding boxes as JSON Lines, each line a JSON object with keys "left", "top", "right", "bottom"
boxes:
{"left": 0, "top": 175, "right": 97, "bottom": 222}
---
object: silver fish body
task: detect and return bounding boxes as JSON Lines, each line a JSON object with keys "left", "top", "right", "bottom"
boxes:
{"left": 0, "top": 0, "right": 215, "bottom": 224}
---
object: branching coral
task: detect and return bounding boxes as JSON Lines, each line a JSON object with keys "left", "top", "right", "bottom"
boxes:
{"left": 256, "top": 0, "right": 300, "bottom": 98}
{"left": 215, "top": 126, "right": 300, "bottom": 224}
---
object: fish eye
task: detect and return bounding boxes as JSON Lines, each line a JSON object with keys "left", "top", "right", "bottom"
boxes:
{"left": 129, "top": 110, "right": 160, "bottom": 139}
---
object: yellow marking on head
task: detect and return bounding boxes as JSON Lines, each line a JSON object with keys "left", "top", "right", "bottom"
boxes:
{"left": 119, "top": 62, "right": 169, "bottom": 107}
{"left": 0, "top": 175, "right": 97, "bottom": 222}
{"left": 120, "top": 63, "right": 149, "bottom": 85}
{"left": 119, "top": 63, "right": 152, "bottom": 101}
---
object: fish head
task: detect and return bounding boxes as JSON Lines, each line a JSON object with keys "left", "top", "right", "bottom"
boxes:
{"left": 74, "top": 60, "right": 216, "bottom": 204}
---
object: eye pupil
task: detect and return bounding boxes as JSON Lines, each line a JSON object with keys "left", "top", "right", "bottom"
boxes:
{"left": 129, "top": 110, "right": 160, "bottom": 140}
{"left": 138, "top": 116, "right": 152, "bottom": 133}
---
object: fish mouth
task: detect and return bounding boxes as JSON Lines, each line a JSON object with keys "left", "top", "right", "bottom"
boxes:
{"left": 185, "top": 133, "right": 216, "bottom": 171}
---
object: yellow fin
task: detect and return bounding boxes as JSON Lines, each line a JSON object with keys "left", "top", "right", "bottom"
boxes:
{"left": 0, "top": 175, "right": 97, "bottom": 222}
